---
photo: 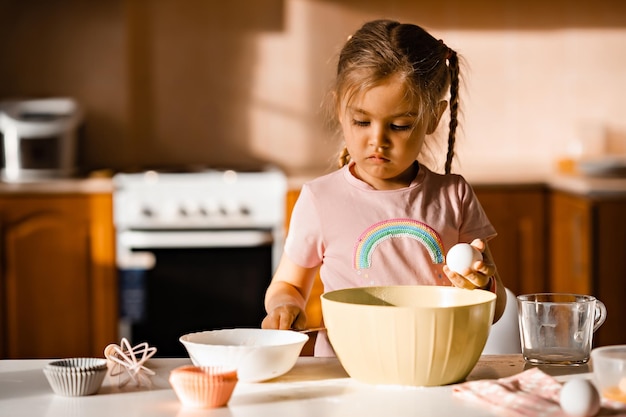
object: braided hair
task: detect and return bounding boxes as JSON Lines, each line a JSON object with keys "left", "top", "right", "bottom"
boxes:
{"left": 331, "top": 20, "right": 460, "bottom": 174}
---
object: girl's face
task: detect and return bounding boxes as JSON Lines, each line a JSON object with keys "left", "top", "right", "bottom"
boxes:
{"left": 338, "top": 74, "right": 444, "bottom": 190}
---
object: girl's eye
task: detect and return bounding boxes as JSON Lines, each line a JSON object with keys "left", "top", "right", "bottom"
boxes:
{"left": 350, "top": 119, "right": 413, "bottom": 130}
{"left": 352, "top": 119, "right": 370, "bottom": 127}
{"left": 391, "top": 124, "right": 412, "bottom": 131}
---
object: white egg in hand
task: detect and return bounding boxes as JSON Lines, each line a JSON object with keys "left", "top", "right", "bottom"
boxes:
{"left": 446, "top": 243, "right": 483, "bottom": 274}
{"left": 559, "top": 379, "right": 601, "bottom": 417}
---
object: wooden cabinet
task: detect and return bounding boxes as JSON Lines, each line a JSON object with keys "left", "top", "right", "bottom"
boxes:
{"left": 550, "top": 191, "right": 626, "bottom": 347}
{"left": 0, "top": 193, "right": 117, "bottom": 359}
{"left": 288, "top": 185, "right": 550, "bottom": 304}
{"left": 285, "top": 190, "right": 323, "bottom": 355}
{"left": 288, "top": 182, "right": 626, "bottom": 349}
{"left": 473, "top": 185, "right": 549, "bottom": 296}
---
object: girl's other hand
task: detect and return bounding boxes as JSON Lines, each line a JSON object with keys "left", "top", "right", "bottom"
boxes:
{"left": 261, "top": 304, "right": 307, "bottom": 331}
{"left": 443, "top": 239, "right": 496, "bottom": 290}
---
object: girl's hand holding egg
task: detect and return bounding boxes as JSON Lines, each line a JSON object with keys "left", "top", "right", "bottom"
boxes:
{"left": 444, "top": 241, "right": 495, "bottom": 291}
{"left": 446, "top": 243, "right": 483, "bottom": 275}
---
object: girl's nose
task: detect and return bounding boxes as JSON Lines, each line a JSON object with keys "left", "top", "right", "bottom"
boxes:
{"left": 369, "top": 125, "right": 388, "bottom": 148}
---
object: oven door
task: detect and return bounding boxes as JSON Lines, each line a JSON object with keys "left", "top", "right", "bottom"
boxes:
{"left": 117, "top": 229, "right": 274, "bottom": 357}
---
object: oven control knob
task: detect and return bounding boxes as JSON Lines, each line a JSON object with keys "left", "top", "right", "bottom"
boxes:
{"left": 163, "top": 202, "right": 185, "bottom": 221}
{"left": 179, "top": 201, "right": 200, "bottom": 218}
{"left": 141, "top": 206, "right": 154, "bottom": 218}
{"left": 222, "top": 202, "right": 241, "bottom": 217}
{"left": 200, "top": 200, "right": 224, "bottom": 217}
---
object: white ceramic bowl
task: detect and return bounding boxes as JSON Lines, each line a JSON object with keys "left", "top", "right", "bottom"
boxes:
{"left": 179, "top": 328, "right": 309, "bottom": 382}
{"left": 321, "top": 285, "right": 496, "bottom": 387}
{"left": 591, "top": 345, "right": 626, "bottom": 403}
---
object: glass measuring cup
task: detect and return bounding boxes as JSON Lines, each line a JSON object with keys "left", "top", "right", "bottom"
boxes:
{"left": 517, "top": 293, "right": 607, "bottom": 365}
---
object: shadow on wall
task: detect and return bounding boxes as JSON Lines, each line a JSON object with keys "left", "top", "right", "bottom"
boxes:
{"left": 125, "top": 0, "right": 286, "bottom": 171}
{"left": 316, "top": 0, "right": 626, "bottom": 29}
{"left": 0, "top": 0, "right": 286, "bottom": 173}
{"left": 1, "top": 0, "right": 624, "bottom": 175}
{"left": 607, "top": 127, "right": 626, "bottom": 154}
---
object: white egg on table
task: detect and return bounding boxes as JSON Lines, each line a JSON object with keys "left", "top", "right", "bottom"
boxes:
{"left": 559, "top": 379, "right": 601, "bottom": 417}
{"left": 445, "top": 243, "right": 483, "bottom": 274}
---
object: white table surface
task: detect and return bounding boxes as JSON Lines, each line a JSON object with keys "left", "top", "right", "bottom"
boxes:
{"left": 0, "top": 355, "right": 593, "bottom": 417}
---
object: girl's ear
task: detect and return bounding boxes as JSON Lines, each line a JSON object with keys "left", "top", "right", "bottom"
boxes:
{"left": 426, "top": 100, "right": 448, "bottom": 134}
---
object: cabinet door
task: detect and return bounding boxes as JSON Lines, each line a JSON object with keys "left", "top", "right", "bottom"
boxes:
{"left": 549, "top": 192, "right": 626, "bottom": 347}
{"left": 1, "top": 196, "right": 104, "bottom": 358}
{"left": 473, "top": 186, "right": 548, "bottom": 296}
{"left": 595, "top": 199, "right": 626, "bottom": 346}
{"left": 550, "top": 192, "right": 593, "bottom": 295}
{"left": 86, "top": 193, "right": 118, "bottom": 355}
{"left": 285, "top": 190, "right": 323, "bottom": 356}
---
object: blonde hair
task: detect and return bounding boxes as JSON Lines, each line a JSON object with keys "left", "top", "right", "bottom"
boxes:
{"left": 329, "top": 20, "right": 460, "bottom": 174}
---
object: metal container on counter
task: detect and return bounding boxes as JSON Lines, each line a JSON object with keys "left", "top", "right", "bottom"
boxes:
{"left": 0, "top": 97, "right": 83, "bottom": 182}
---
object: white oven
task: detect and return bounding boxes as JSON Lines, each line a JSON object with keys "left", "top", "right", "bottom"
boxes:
{"left": 113, "top": 168, "right": 286, "bottom": 357}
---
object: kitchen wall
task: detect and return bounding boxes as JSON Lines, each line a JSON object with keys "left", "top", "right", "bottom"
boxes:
{"left": 1, "top": 0, "right": 625, "bottom": 179}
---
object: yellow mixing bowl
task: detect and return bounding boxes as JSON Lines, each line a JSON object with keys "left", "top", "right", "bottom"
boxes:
{"left": 321, "top": 285, "right": 496, "bottom": 386}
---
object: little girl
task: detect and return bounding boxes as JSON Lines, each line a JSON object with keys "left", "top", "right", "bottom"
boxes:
{"left": 262, "top": 19, "right": 506, "bottom": 356}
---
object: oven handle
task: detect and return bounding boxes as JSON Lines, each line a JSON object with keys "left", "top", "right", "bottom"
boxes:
{"left": 118, "top": 229, "right": 274, "bottom": 249}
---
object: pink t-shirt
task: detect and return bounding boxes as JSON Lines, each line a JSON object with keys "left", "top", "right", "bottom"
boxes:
{"left": 285, "top": 162, "right": 497, "bottom": 356}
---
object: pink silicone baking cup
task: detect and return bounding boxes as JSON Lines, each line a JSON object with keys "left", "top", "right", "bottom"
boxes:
{"left": 169, "top": 365, "right": 238, "bottom": 408}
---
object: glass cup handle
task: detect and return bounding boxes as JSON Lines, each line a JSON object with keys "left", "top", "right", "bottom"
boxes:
{"left": 593, "top": 300, "right": 607, "bottom": 332}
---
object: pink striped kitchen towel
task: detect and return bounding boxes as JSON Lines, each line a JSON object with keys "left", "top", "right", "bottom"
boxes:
{"left": 453, "top": 368, "right": 626, "bottom": 417}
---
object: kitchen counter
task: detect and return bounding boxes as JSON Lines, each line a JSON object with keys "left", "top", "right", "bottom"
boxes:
{"left": 289, "top": 164, "right": 626, "bottom": 197}
{"left": 451, "top": 162, "right": 626, "bottom": 197}
{"left": 0, "top": 177, "right": 113, "bottom": 194}
{"left": 547, "top": 174, "right": 626, "bottom": 197}
{"left": 0, "top": 355, "right": 593, "bottom": 417}
{"left": 1, "top": 168, "right": 626, "bottom": 197}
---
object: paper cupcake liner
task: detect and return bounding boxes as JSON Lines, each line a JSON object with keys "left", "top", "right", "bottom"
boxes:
{"left": 46, "top": 358, "right": 108, "bottom": 372}
{"left": 169, "top": 366, "right": 238, "bottom": 408}
{"left": 43, "top": 367, "right": 107, "bottom": 396}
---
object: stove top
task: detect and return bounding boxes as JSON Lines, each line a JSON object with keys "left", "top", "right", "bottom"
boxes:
{"left": 112, "top": 167, "right": 287, "bottom": 230}
{"left": 116, "top": 163, "right": 273, "bottom": 175}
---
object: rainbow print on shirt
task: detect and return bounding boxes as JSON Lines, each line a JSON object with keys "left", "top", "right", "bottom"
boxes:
{"left": 353, "top": 218, "right": 444, "bottom": 270}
